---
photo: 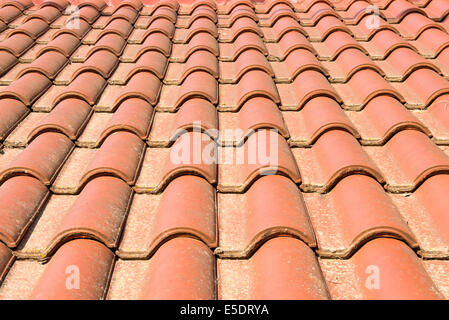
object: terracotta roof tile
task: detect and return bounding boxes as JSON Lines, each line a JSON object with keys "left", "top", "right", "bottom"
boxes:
{"left": 379, "top": 47, "right": 441, "bottom": 81}
{"left": 165, "top": 50, "right": 218, "bottom": 84}
{"left": 217, "top": 0, "right": 253, "bottom": 15}
{"left": 141, "top": 7, "right": 177, "bottom": 25}
{"left": 0, "top": 131, "right": 74, "bottom": 185}
{"left": 258, "top": 4, "right": 297, "bottom": 27}
{"left": 220, "top": 48, "right": 271, "bottom": 83}
{"left": 218, "top": 237, "right": 330, "bottom": 299}
{"left": 178, "top": 6, "right": 215, "bottom": 27}
{"left": 170, "top": 32, "right": 216, "bottom": 61}
{"left": 348, "top": 95, "right": 430, "bottom": 145}
{"left": 350, "top": 14, "right": 398, "bottom": 41}
{"left": 159, "top": 70, "right": 217, "bottom": 110}
{"left": 367, "top": 129, "right": 449, "bottom": 192}
{"left": 220, "top": 31, "right": 266, "bottom": 61}
{"left": 382, "top": 0, "right": 426, "bottom": 23}
{"left": 0, "top": 98, "right": 28, "bottom": 141}
{"left": 178, "top": 0, "right": 216, "bottom": 15}
{"left": 278, "top": 48, "right": 328, "bottom": 81}
{"left": 218, "top": 4, "right": 258, "bottom": 28}
{"left": 0, "top": 50, "right": 17, "bottom": 77}
{"left": 9, "top": 239, "right": 115, "bottom": 299}
{"left": 362, "top": 29, "right": 417, "bottom": 60}
{"left": 216, "top": 175, "right": 316, "bottom": 258}
{"left": 135, "top": 131, "right": 217, "bottom": 192}
{"left": 424, "top": 0, "right": 449, "bottom": 20}
{"left": 123, "top": 33, "right": 172, "bottom": 60}
{"left": 111, "top": 51, "right": 168, "bottom": 82}
{"left": 294, "top": 130, "right": 384, "bottom": 192}
{"left": 55, "top": 50, "right": 118, "bottom": 84}
{"left": 149, "top": 97, "right": 217, "bottom": 146}
{"left": 1, "top": 0, "right": 449, "bottom": 300}
{"left": 284, "top": 96, "right": 359, "bottom": 146}
{"left": 335, "top": 69, "right": 404, "bottom": 109}
{"left": 218, "top": 97, "right": 288, "bottom": 146}
{"left": 0, "top": 34, "right": 34, "bottom": 57}
{"left": 55, "top": 130, "right": 145, "bottom": 192}
{"left": 0, "top": 176, "right": 48, "bottom": 247}
{"left": 220, "top": 17, "right": 261, "bottom": 42}
{"left": 0, "top": 242, "right": 13, "bottom": 284}
{"left": 340, "top": 1, "right": 372, "bottom": 25}
{"left": 176, "top": 17, "right": 218, "bottom": 41}
{"left": 110, "top": 238, "right": 216, "bottom": 299}
{"left": 7, "top": 18, "right": 49, "bottom": 40}
{"left": 54, "top": 71, "right": 106, "bottom": 105}
{"left": 18, "top": 176, "right": 132, "bottom": 258}
{"left": 13, "top": 52, "right": 67, "bottom": 82}
{"left": 268, "top": 29, "right": 315, "bottom": 59}
{"left": 118, "top": 175, "right": 216, "bottom": 259}
{"left": 397, "top": 12, "right": 445, "bottom": 39}
{"left": 278, "top": 69, "right": 341, "bottom": 110}
{"left": 25, "top": 6, "right": 62, "bottom": 24}
{"left": 306, "top": 15, "right": 352, "bottom": 42}
{"left": 218, "top": 129, "right": 300, "bottom": 192}
{"left": 219, "top": 69, "right": 279, "bottom": 110}
{"left": 263, "top": 16, "right": 307, "bottom": 42}
{"left": 73, "top": 6, "right": 101, "bottom": 24}
{"left": 320, "top": 238, "right": 443, "bottom": 299}
{"left": 83, "top": 19, "right": 134, "bottom": 42}
{"left": 305, "top": 175, "right": 417, "bottom": 258}
{"left": 38, "top": 33, "right": 80, "bottom": 57}
{"left": 297, "top": 1, "right": 337, "bottom": 27}
{"left": 323, "top": 48, "right": 384, "bottom": 82}
{"left": 98, "top": 71, "right": 161, "bottom": 110}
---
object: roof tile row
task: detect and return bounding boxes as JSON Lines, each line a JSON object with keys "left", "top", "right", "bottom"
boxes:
{"left": 0, "top": 0, "right": 449, "bottom": 300}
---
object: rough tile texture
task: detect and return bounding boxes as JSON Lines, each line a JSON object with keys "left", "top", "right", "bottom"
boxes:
{"left": 0, "top": 0, "right": 449, "bottom": 300}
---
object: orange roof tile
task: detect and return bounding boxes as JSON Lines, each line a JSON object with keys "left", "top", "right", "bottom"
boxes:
{"left": 0, "top": 0, "right": 449, "bottom": 300}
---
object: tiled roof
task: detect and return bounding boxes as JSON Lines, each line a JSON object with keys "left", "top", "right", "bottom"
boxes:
{"left": 0, "top": 0, "right": 449, "bottom": 300}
